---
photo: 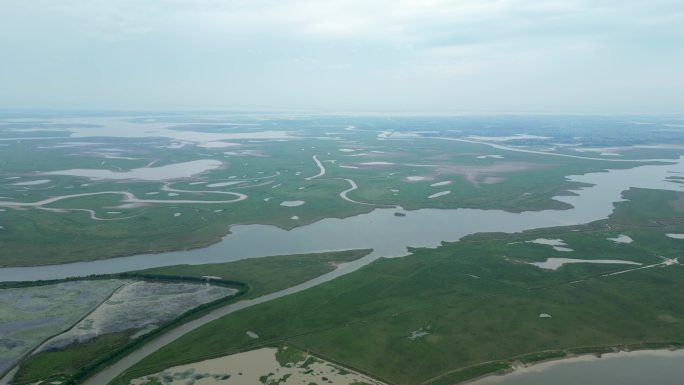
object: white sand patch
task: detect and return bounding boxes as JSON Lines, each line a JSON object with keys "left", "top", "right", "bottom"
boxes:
{"left": 280, "top": 200, "right": 305, "bottom": 207}
{"left": 409, "top": 326, "right": 431, "bottom": 340}
{"left": 359, "top": 161, "right": 394, "bottom": 166}
{"left": 164, "top": 142, "right": 189, "bottom": 149}
{"left": 378, "top": 130, "right": 393, "bottom": 139}
{"left": 41, "top": 160, "right": 222, "bottom": 181}
{"left": 527, "top": 238, "right": 574, "bottom": 252}
{"left": 529, "top": 258, "right": 641, "bottom": 271}
{"left": 223, "top": 150, "right": 264, "bottom": 157}
{"left": 476, "top": 155, "right": 504, "bottom": 159}
{"left": 167, "top": 193, "right": 178, "bottom": 197}
{"left": 468, "top": 134, "right": 550, "bottom": 142}
{"left": 406, "top": 176, "right": 427, "bottom": 181}
{"left": 378, "top": 130, "right": 420, "bottom": 139}
{"left": 246, "top": 331, "right": 259, "bottom": 338}
{"left": 145, "top": 192, "right": 159, "bottom": 195}
{"left": 206, "top": 181, "right": 242, "bottom": 188}
{"left": 339, "top": 165, "right": 359, "bottom": 169}
{"left": 428, "top": 191, "right": 451, "bottom": 199}
{"left": 291, "top": 216, "right": 299, "bottom": 220}
{"left": 608, "top": 234, "right": 633, "bottom": 244}
{"left": 11, "top": 179, "right": 51, "bottom": 186}
{"left": 102, "top": 155, "right": 143, "bottom": 160}
{"left": 539, "top": 313, "right": 552, "bottom": 318}
{"left": 197, "top": 141, "right": 240, "bottom": 148}
{"left": 339, "top": 148, "right": 356, "bottom": 152}
{"left": 666, "top": 233, "right": 684, "bottom": 239}
{"left": 173, "top": 212, "right": 181, "bottom": 217}
{"left": 130, "top": 347, "right": 384, "bottom": 385}
{"left": 430, "top": 181, "right": 452, "bottom": 187}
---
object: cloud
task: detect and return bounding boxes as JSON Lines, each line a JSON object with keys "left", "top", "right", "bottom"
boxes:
{"left": 0, "top": 0, "right": 682, "bottom": 112}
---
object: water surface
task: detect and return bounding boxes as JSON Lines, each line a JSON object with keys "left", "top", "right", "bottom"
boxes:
{"left": 1, "top": 158, "right": 682, "bottom": 282}
{"left": 470, "top": 350, "right": 684, "bottom": 385}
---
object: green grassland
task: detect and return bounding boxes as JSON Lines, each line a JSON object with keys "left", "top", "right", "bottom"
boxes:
{"left": 0, "top": 131, "right": 653, "bottom": 266}
{"left": 115, "top": 188, "right": 684, "bottom": 385}
{"left": 132, "top": 249, "right": 371, "bottom": 299}
{"left": 11, "top": 249, "right": 370, "bottom": 384}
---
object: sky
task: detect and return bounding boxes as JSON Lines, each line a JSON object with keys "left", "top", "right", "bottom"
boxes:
{"left": 0, "top": 0, "right": 682, "bottom": 113}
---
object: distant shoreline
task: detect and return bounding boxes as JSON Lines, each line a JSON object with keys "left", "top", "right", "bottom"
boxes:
{"left": 458, "top": 346, "right": 684, "bottom": 385}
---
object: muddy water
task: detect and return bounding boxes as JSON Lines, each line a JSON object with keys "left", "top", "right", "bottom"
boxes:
{"left": 469, "top": 350, "right": 684, "bottom": 385}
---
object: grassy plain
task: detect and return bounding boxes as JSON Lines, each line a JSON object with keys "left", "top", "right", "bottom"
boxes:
{"left": 117, "top": 188, "right": 684, "bottom": 385}
{"left": 134, "top": 249, "right": 371, "bottom": 298}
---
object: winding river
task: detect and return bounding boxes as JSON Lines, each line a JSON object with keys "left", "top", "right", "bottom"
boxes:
{"left": 1, "top": 157, "right": 682, "bottom": 282}
{"left": 2, "top": 158, "right": 684, "bottom": 385}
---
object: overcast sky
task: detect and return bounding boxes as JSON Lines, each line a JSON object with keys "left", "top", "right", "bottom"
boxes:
{"left": 1, "top": 0, "right": 682, "bottom": 113}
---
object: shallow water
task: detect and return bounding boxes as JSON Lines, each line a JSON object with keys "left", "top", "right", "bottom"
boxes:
{"left": 470, "top": 350, "right": 684, "bottom": 385}
{"left": 41, "top": 159, "right": 222, "bottom": 181}
{"left": 1, "top": 158, "right": 682, "bottom": 282}
{"left": 529, "top": 258, "right": 641, "bottom": 270}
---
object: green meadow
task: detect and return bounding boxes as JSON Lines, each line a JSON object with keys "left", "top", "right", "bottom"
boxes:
{"left": 115, "top": 188, "right": 684, "bottom": 385}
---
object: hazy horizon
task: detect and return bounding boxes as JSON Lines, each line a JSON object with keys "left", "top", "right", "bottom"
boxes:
{"left": 1, "top": 0, "right": 683, "bottom": 114}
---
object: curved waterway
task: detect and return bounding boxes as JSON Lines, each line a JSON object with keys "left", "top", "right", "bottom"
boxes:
{"left": 1, "top": 158, "right": 683, "bottom": 282}
{"left": 2, "top": 158, "right": 683, "bottom": 385}
{"left": 469, "top": 349, "right": 684, "bottom": 385}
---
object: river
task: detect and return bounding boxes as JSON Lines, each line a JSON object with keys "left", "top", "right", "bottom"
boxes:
{"left": 0, "top": 157, "right": 682, "bottom": 282}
